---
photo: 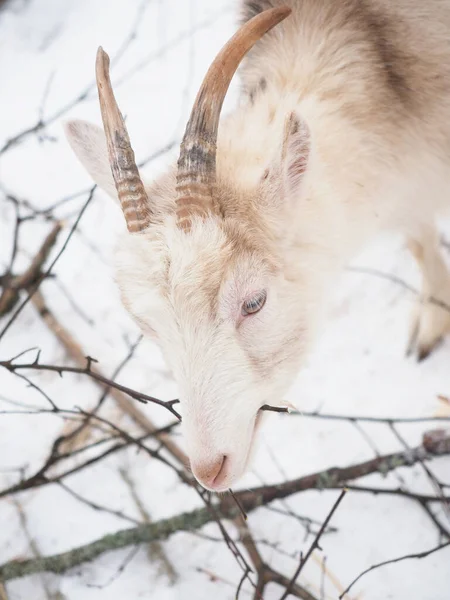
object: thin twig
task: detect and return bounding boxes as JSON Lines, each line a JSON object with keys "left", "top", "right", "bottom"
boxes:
{"left": 279, "top": 490, "right": 347, "bottom": 600}
{"left": 0, "top": 354, "right": 181, "bottom": 419}
{"left": 267, "top": 408, "right": 450, "bottom": 424}
{"left": 2, "top": 431, "right": 448, "bottom": 581}
{"left": 340, "top": 540, "right": 450, "bottom": 598}
{"left": 0, "top": 188, "right": 95, "bottom": 342}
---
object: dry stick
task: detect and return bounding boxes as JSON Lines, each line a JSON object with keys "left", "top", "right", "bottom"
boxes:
{"left": 391, "top": 424, "right": 450, "bottom": 508}
{"left": 1, "top": 430, "right": 449, "bottom": 583}
{"left": 1, "top": 138, "right": 176, "bottom": 221}
{"left": 0, "top": 0, "right": 153, "bottom": 155}
{"left": 0, "top": 187, "right": 95, "bottom": 343}
{"left": 7, "top": 351, "right": 450, "bottom": 428}
{"left": 55, "top": 335, "right": 143, "bottom": 454}
{"left": 196, "top": 489, "right": 256, "bottom": 593}
{"left": 113, "top": 6, "right": 232, "bottom": 89}
{"left": 4, "top": 292, "right": 255, "bottom": 589}
{"left": 196, "top": 566, "right": 252, "bottom": 596}
{"left": 339, "top": 540, "right": 450, "bottom": 599}
{"left": 2, "top": 287, "right": 254, "bottom": 588}
{"left": 263, "top": 407, "right": 450, "bottom": 424}
{"left": 234, "top": 518, "right": 317, "bottom": 600}
{"left": 319, "top": 556, "right": 326, "bottom": 600}
{"left": 0, "top": 421, "right": 178, "bottom": 500}
{"left": 0, "top": 221, "right": 62, "bottom": 316}
{"left": 5, "top": 296, "right": 450, "bottom": 587}
{"left": 79, "top": 411, "right": 256, "bottom": 591}
{"left": 0, "top": 351, "right": 181, "bottom": 421}
{"left": 347, "top": 265, "right": 450, "bottom": 314}
{"left": 3, "top": 233, "right": 448, "bottom": 592}
{"left": 350, "top": 418, "right": 450, "bottom": 541}
{"left": 328, "top": 484, "right": 450, "bottom": 504}
{"left": 23, "top": 292, "right": 185, "bottom": 459}
{"left": 264, "top": 506, "right": 337, "bottom": 538}
{"left": 3, "top": 196, "right": 21, "bottom": 275}
{"left": 233, "top": 429, "right": 450, "bottom": 514}
{"left": 85, "top": 546, "right": 141, "bottom": 591}
{"left": 11, "top": 498, "right": 65, "bottom": 600}
{"left": 261, "top": 441, "right": 338, "bottom": 540}
{"left": 278, "top": 490, "right": 347, "bottom": 600}
{"left": 57, "top": 481, "right": 141, "bottom": 526}
{"left": 389, "top": 423, "right": 450, "bottom": 538}
{"left": 4, "top": 348, "right": 450, "bottom": 429}
{"left": 118, "top": 467, "right": 178, "bottom": 584}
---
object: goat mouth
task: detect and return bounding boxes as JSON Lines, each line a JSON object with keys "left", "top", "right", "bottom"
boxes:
{"left": 239, "top": 411, "right": 263, "bottom": 476}
{"left": 254, "top": 410, "right": 264, "bottom": 432}
{"left": 201, "top": 413, "right": 263, "bottom": 493}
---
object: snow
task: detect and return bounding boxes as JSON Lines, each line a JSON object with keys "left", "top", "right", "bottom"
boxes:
{"left": 1, "top": 0, "right": 450, "bottom": 598}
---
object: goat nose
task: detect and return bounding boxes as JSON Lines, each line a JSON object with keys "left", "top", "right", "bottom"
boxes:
{"left": 191, "top": 455, "right": 228, "bottom": 490}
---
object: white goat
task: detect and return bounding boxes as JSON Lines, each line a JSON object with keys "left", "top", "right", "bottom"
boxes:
{"left": 65, "top": 1, "right": 450, "bottom": 491}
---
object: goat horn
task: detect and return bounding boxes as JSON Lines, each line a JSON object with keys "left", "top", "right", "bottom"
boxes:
{"left": 176, "top": 6, "right": 292, "bottom": 231}
{"left": 96, "top": 47, "right": 152, "bottom": 233}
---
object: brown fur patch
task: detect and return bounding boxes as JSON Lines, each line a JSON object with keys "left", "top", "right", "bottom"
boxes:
{"left": 350, "top": 0, "right": 413, "bottom": 105}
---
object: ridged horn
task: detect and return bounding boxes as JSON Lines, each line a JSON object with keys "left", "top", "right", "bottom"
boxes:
{"left": 176, "top": 6, "right": 291, "bottom": 231}
{"left": 96, "top": 47, "right": 152, "bottom": 233}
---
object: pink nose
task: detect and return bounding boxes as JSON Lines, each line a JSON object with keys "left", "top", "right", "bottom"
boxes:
{"left": 191, "top": 455, "right": 228, "bottom": 490}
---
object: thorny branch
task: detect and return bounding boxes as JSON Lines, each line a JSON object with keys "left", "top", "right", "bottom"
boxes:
{"left": 3, "top": 354, "right": 450, "bottom": 426}
{"left": 0, "top": 353, "right": 181, "bottom": 419}
{"left": 0, "top": 430, "right": 449, "bottom": 583}
{"left": 29, "top": 288, "right": 187, "bottom": 465}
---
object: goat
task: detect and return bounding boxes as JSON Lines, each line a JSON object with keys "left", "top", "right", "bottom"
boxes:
{"left": 65, "top": 1, "right": 450, "bottom": 491}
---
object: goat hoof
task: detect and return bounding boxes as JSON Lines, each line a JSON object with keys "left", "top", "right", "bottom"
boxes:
{"left": 416, "top": 338, "right": 443, "bottom": 362}
{"left": 407, "top": 300, "right": 450, "bottom": 361}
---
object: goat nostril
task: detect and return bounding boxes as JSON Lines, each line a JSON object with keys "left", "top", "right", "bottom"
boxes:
{"left": 212, "top": 455, "right": 227, "bottom": 485}
{"left": 192, "top": 454, "right": 228, "bottom": 489}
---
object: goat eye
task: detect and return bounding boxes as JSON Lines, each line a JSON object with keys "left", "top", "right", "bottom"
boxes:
{"left": 242, "top": 290, "right": 267, "bottom": 316}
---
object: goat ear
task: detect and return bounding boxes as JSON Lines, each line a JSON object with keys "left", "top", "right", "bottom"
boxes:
{"left": 64, "top": 119, "right": 118, "bottom": 201}
{"left": 281, "top": 112, "right": 310, "bottom": 197}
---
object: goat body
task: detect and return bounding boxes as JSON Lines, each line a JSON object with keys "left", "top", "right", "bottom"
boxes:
{"left": 66, "top": 0, "right": 450, "bottom": 491}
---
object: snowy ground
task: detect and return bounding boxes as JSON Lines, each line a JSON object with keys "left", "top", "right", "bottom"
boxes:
{"left": 1, "top": 0, "right": 450, "bottom": 599}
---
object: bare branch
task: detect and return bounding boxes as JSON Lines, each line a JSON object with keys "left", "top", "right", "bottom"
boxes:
{"left": 0, "top": 354, "right": 181, "bottom": 419}
{"left": 278, "top": 490, "right": 347, "bottom": 600}
{"left": 235, "top": 518, "right": 317, "bottom": 600}
{"left": 0, "top": 420, "right": 178, "bottom": 499}
{"left": 0, "top": 187, "right": 95, "bottom": 342}
{"left": 0, "top": 0, "right": 154, "bottom": 155}
{"left": 340, "top": 540, "right": 450, "bottom": 599}
{"left": 29, "top": 290, "right": 186, "bottom": 466}
{"left": 1, "top": 430, "right": 449, "bottom": 582}
{"left": 0, "top": 221, "right": 62, "bottom": 316}
{"left": 333, "top": 484, "right": 450, "bottom": 504}
{"left": 118, "top": 467, "right": 178, "bottom": 584}
{"left": 347, "top": 265, "right": 450, "bottom": 314}
{"left": 265, "top": 408, "right": 450, "bottom": 424}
